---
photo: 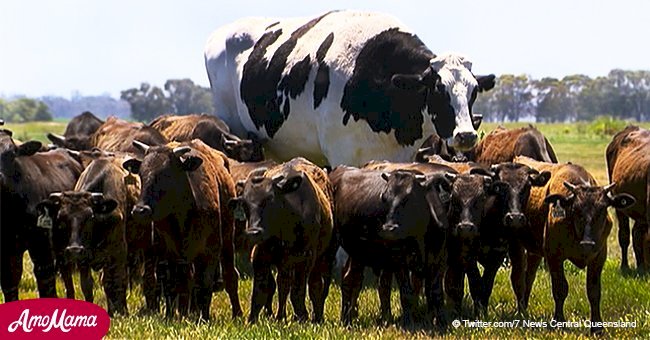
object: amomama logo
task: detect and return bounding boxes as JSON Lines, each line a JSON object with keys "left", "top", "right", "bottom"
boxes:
{"left": 0, "top": 298, "right": 110, "bottom": 339}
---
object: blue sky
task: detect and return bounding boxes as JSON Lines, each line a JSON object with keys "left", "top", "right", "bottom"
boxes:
{"left": 1, "top": 0, "right": 649, "bottom": 98}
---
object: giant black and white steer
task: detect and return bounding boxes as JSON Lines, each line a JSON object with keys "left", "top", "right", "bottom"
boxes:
{"left": 204, "top": 10, "right": 495, "bottom": 166}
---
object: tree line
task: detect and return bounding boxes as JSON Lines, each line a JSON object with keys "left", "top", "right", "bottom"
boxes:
{"left": 474, "top": 70, "right": 650, "bottom": 122}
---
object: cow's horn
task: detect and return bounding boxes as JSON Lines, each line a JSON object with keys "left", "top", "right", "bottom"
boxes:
{"left": 417, "top": 146, "right": 433, "bottom": 154}
{"left": 415, "top": 174, "right": 426, "bottom": 181}
{"left": 603, "top": 182, "right": 615, "bottom": 192}
{"left": 172, "top": 146, "right": 192, "bottom": 157}
{"left": 563, "top": 181, "right": 578, "bottom": 192}
{"left": 91, "top": 192, "right": 104, "bottom": 199}
{"left": 49, "top": 192, "right": 63, "bottom": 200}
{"left": 133, "top": 140, "right": 150, "bottom": 153}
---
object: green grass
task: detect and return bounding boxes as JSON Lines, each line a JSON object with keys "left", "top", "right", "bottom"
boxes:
{"left": 3, "top": 121, "right": 650, "bottom": 339}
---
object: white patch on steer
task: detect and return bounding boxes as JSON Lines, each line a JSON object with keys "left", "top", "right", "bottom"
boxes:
{"left": 431, "top": 53, "right": 478, "bottom": 149}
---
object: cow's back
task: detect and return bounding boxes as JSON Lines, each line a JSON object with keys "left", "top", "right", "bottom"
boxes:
{"left": 475, "top": 126, "right": 557, "bottom": 165}
{"left": 606, "top": 126, "right": 650, "bottom": 220}
{"left": 92, "top": 117, "right": 168, "bottom": 153}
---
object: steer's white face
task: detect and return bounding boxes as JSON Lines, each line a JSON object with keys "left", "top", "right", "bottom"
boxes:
{"left": 431, "top": 53, "right": 479, "bottom": 151}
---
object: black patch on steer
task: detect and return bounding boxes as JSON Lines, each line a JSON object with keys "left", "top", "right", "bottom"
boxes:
{"left": 240, "top": 11, "right": 335, "bottom": 138}
{"left": 340, "top": 28, "right": 434, "bottom": 146}
{"left": 313, "top": 33, "right": 334, "bottom": 109}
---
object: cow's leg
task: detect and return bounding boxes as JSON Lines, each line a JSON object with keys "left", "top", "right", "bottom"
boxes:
{"left": 340, "top": 257, "right": 364, "bottom": 324}
{"left": 307, "top": 258, "right": 326, "bottom": 323}
{"left": 523, "top": 253, "right": 543, "bottom": 311}
{"left": 509, "top": 243, "right": 528, "bottom": 313}
{"left": 143, "top": 245, "right": 159, "bottom": 313}
{"left": 157, "top": 260, "right": 175, "bottom": 318}
{"left": 103, "top": 255, "right": 128, "bottom": 316}
{"left": 479, "top": 256, "right": 503, "bottom": 315}
{"left": 80, "top": 265, "right": 94, "bottom": 302}
{"left": 444, "top": 264, "right": 464, "bottom": 319}
{"left": 1, "top": 248, "right": 23, "bottom": 302}
{"left": 290, "top": 261, "right": 310, "bottom": 322}
{"left": 221, "top": 238, "right": 243, "bottom": 318}
{"left": 395, "top": 267, "right": 416, "bottom": 327}
{"left": 466, "top": 262, "right": 484, "bottom": 316}
{"left": 192, "top": 254, "right": 214, "bottom": 321}
{"left": 632, "top": 222, "right": 648, "bottom": 274}
{"left": 617, "top": 211, "right": 631, "bottom": 272}
{"left": 547, "top": 258, "right": 568, "bottom": 323}
{"left": 248, "top": 248, "right": 272, "bottom": 324}
{"left": 275, "top": 265, "right": 293, "bottom": 321}
{"left": 378, "top": 270, "right": 393, "bottom": 323}
{"left": 28, "top": 229, "right": 57, "bottom": 298}
{"left": 61, "top": 261, "right": 76, "bottom": 299}
{"left": 587, "top": 250, "right": 606, "bottom": 334}
{"left": 175, "top": 261, "right": 192, "bottom": 317}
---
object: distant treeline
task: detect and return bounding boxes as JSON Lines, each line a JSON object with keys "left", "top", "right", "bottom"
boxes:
{"left": 0, "top": 95, "right": 130, "bottom": 123}
{"left": 475, "top": 70, "right": 650, "bottom": 122}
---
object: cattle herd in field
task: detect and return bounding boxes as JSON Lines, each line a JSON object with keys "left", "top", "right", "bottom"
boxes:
{"left": 0, "top": 10, "right": 647, "bottom": 336}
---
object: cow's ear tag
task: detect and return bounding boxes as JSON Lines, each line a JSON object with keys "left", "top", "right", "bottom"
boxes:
{"left": 37, "top": 207, "right": 53, "bottom": 229}
{"left": 234, "top": 205, "right": 247, "bottom": 222}
{"left": 551, "top": 203, "right": 566, "bottom": 219}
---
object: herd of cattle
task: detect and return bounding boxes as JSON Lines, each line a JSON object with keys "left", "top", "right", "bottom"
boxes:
{"left": 0, "top": 112, "right": 646, "bottom": 335}
{"left": 1, "top": 10, "right": 648, "bottom": 336}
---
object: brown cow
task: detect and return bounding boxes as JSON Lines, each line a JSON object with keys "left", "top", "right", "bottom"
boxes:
{"left": 471, "top": 125, "right": 558, "bottom": 165}
{"left": 47, "top": 111, "right": 104, "bottom": 150}
{"left": 90, "top": 117, "right": 168, "bottom": 154}
{"left": 514, "top": 156, "right": 634, "bottom": 334}
{"left": 606, "top": 125, "right": 650, "bottom": 273}
{"left": 229, "top": 158, "right": 335, "bottom": 323}
{"left": 150, "top": 114, "right": 264, "bottom": 162}
{"left": 123, "top": 139, "right": 242, "bottom": 319}
{"left": 0, "top": 132, "right": 83, "bottom": 302}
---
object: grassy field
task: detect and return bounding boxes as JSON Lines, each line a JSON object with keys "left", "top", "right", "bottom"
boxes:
{"left": 2, "top": 121, "right": 650, "bottom": 339}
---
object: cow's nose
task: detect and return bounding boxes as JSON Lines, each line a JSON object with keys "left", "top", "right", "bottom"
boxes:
{"left": 132, "top": 205, "right": 152, "bottom": 218}
{"left": 65, "top": 245, "right": 84, "bottom": 255}
{"left": 381, "top": 223, "right": 399, "bottom": 233}
{"left": 246, "top": 227, "right": 265, "bottom": 244}
{"left": 457, "top": 222, "right": 478, "bottom": 238}
{"left": 580, "top": 240, "right": 596, "bottom": 251}
{"left": 455, "top": 132, "right": 478, "bottom": 149}
{"left": 504, "top": 213, "right": 526, "bottom": 227}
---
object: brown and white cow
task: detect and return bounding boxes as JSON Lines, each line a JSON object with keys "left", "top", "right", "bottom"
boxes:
{"left": 150, "top": 114, "right": 264, "bottom": 162}
{"left": 514, "top": 156, "right": 634, "bottom": 334}
{"left": 229, "top": 157, "right": 335, "bottom": 323}
{"left": 606, "top": 125, "right": 650, "bottom": 273}
{"left": 123, "top": 139, "right": 242, "bottom": 319}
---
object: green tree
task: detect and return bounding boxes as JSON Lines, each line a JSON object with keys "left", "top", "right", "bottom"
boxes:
{"left": 2, "top": 98, "right": 53, "bottom": 122}
{"left": 121, "top": 83, "right": 173, "bottom": 122}
{"left": 164, "top": 79, "right": 214, "bottom": 115}
{"left": 535, "top": 77, "right": 573, "bottom": 122}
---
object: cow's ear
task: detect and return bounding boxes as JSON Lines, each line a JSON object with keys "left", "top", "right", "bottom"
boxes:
{"left": 274, "top": 173, "right": 303, "bottom": 194}
{"left": 530, "top": 171, "right": 551, "bottom": 187}
{"left": 476, "top": 74, "right": 496, "bottom": 93}
{"left": 425, "top": 173, "right": 452, "bottom": 196}
{"left": 608, "top": 193, "right": 636, "bottom": 210}
{"left": 180, "top": 156, "right": 203, "bottom": 172}
{"left": 93, "top": 198, "right": 118, "bottom": 214}
{"left": 235, "top": 180, "right": 246, "bottom": 196}
{"left": 391, "top": 74, "right": 428, "bottom": 92}
{"left": 17, "top": 141, "right": 42, "bottom": 156}
{"left": 36, "top": 199, "right": 59, "bottom": 216}
{"left": 123, "top": 158, "right": 141, "bottom": 174}
{"left": 47, "top": 133, "right": 67, "bottom": 147}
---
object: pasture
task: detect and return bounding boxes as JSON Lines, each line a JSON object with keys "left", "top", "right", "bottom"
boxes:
{"left": 2, "top": 121, "right": 650, "bottom": 339}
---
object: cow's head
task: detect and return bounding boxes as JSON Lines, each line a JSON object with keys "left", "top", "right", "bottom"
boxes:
{"left": 46, "top": 133, "right": 93, "bottom": 151}
{"left": 220, "top": 132, "right": 265, "bottom": 162}
{"left": 229, "top": 167, "right": 310, "bottom": 245}
{"left": 544, "top": 182, "right": 635, "bottom": 256}
{"left": 37, "top": 192, "right": 118, "bottom": 262}
{"left": 392, "top": 53, "right": 495, "bottom": 151}
{"left": 378, "top": 170, "right": 449, "bottom": 240}
{"left": 490, "top": 163, "right": 551, "bottom": 230}
{"left": 446, "top": 170, "right": 499, "bottom": 239}
{"left": 123, "top": 141, "right": 203, "bottom": 221}
{"left": 0, "top": 130, "right": 42, "bottom": 187}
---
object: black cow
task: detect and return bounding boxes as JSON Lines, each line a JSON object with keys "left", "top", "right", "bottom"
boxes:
{"left": 0, "top": 131, "right": 83, "bottom": 301}
{"left": 47, "top": 111, "right": 104, "bottom": 150}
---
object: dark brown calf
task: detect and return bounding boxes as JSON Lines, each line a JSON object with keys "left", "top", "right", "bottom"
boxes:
{"left": 229, "top": 158, "right": 334, "bottom": 323}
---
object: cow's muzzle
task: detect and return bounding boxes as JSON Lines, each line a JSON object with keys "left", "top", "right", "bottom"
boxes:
{"left": 455, "top": 222, "right": 479, "bottom": 238}
{"left": 65, "top": 245, "right": 86, "bottom": 261}
{"left": 504, "top": 212, "right": 526, "bottom": 228}
{"left": 379, "top": 222, "right": 403, "bottom": 240}
{"left": 452, "top": 131, "right": 478, "bottom": 151}
{"left": 580, "top": 239, "right": 596, "bottom": 253}
{"left": 132, "top": 204, "right": 152, "bottom": 219}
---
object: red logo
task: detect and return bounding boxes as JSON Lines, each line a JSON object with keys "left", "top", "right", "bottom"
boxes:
{"left": 0, "top": 298, "right": 110, "bottom": 339}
